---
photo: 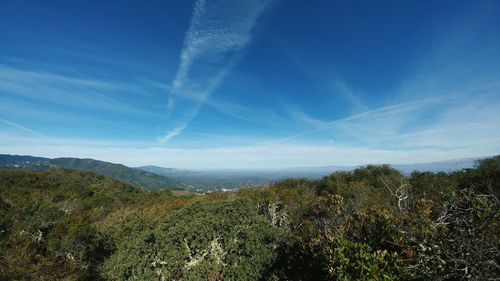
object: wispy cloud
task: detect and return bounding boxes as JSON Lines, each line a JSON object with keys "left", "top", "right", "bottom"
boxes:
{"left": 161, "top": 0, "right": 271, "bottom": 142}
{"left": 0, "top": 118, "right": 66, "bottom": 146}
{"left": 286, "top": 96, "right": 449, "bottom": 139}
{"left": 1, "top": 133, "right": 498, "bottom": 169}
{"left": 0, "top": 65, "right": 167, "bottom": 118}
{"left": 158, "top": 124, "right": 188, "bottom": 143}
{"left": 331, "top": 80, "right": 368, "bottom": 112}
{"left": 283, "top": 70, "right": 500, "bottom": 152}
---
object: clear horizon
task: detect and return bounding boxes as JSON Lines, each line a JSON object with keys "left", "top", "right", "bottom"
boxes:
{"left": 1, "top": 0, "right": 500, "bottom": 169}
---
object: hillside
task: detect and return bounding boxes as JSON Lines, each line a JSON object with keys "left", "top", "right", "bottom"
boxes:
{"left": 1, "top": 154, "right": 491, "bottom": 194}
{"left": 0, "top": 154, "right": 54, "bottom": 170}
{"left": 49, "top": 158, "right": 182, "bottom": 189}
{"left": 0, "top": 154, "right": 485, "bottom": 192}
{"left": 0, "top": 168, "right": 164, "bottom": 280}
{"left": 1, "top": 157, "right": 498, "bottom": 280}
{"left": 0, "top": 155, "right": 182, "bottom": 189}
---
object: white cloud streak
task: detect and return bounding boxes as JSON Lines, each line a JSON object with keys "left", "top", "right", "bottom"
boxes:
{"left": 0, "top": 118, "right": 66, "bottom": 146}
{"left": 283, "top": 70, "right": 500, "bottom": 152}
{"left": 0, "top": 65, "right": 166, "bottom": 118}
{"left": 331, "top": 80, "right": 368, "bottom": 112}
{"left": 1, "top": 134, "right": 497, "bottom": 169}
{"left": 158, "top": 124, "right": 188, "bottom": 143}
{"left": 285, "top": 96, "right": 450, "bottom": 142}
{"left": 161, "top": 0, "right": 271, "bottom": 142}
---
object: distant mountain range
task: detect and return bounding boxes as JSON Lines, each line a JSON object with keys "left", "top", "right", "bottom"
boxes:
{"left": 392, "top": 158, "right": 483, "bottom": 174}
{"left": 137, "top": 157, "right": 485, "bottom": 191}
{"left": 0, "top": 155, "right": 50, "bottom": 167}
{"left": 1, "top": 154, "right": 489, "bottom": 192}
{"left": 0, "top": 154, "right": 181, "bottom": 189}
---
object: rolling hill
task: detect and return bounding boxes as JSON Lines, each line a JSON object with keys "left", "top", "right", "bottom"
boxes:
{"left": 0, "top": 154, "right": 487, "bottom": 191}
{"left": 0, "top": 154, "right": 181, "bottom": 189}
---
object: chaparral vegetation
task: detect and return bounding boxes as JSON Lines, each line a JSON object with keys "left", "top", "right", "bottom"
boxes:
{"left": 1, "top": 156, "right": 498, "bottom": 280}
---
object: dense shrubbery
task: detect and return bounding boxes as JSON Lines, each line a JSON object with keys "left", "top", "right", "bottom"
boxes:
{"left": 102, "top": 199, "right": 279, "bottom": 280}
{"left": 260, "top": 157, "right": 499, "bottom": 280}
{"left": 1, "top": 156, "right": 498, "bottom": 280}
{"left": 0, "top": 169, "right": 142, "bottom": 280}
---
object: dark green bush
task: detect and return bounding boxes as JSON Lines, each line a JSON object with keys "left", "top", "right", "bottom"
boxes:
{"left": 102, "top": 199, "right": 280, "bottom": 281}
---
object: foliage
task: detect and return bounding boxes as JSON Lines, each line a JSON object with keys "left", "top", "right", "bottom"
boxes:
{"left": 314, "top": 234, "right": 401, "bottom": 281}
{"left": 1, "top": 155, "right": 499, "bottom": 280}
{"left": 0, "top": 169, "right": 142, "bottom": 280}
{"left": 101, "top": 199, "right": 280, "bottom": 281}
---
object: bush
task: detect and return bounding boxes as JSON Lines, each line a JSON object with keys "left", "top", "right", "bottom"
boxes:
{"left": 102, "top": 199, "right": 280, "bottom": 281}
{"left": 315, "top": 234, "right": 402, "bottom": 281}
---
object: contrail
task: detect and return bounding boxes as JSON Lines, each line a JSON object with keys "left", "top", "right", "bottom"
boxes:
{"left": 0, "top": 117, "right": 66, "bottom": 146}
{"left": 160, "top": 0, "right": 271, "bottom": 142}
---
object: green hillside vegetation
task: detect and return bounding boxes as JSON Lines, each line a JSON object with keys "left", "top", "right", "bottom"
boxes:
{"left": 49, "top": 158, "right": 182, "bottom": 189}
{"left": 0, "top": 155, "right": 182, "bottom": 189}
{"left": 0, "top": 155, "right": 49, "bottom": 166}
{"left": 1, "top": 156, "right": 499, "bottom": 280}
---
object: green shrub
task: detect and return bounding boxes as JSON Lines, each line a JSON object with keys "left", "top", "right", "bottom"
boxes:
{"left": 316, "top": 234, "right": 402, "bottom": 281}
{"left": 102, "top": 199, "right": 280, "bottom": 281}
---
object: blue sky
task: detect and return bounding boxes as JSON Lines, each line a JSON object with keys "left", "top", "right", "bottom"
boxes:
{"left": 1, "top": 0, "right": 499, "bottom": 169}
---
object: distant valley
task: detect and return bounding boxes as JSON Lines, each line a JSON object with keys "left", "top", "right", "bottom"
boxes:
{"left": 0, "top": 154, "right": 484, "bottom": 192}
{"left": 137, "top": 158, "right": 483, "bottom": 192}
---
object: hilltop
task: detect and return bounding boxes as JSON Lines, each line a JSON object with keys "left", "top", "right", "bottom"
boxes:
{"left": 0, "top": 154, "right": 182, "bottom": 189}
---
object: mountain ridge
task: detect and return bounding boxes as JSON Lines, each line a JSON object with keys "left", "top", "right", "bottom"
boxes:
{"left": 0, "top": 154, "right": 182, "bottom": 189}
{"left": 1, "top": 153, "right": 490, "bottom": 192}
